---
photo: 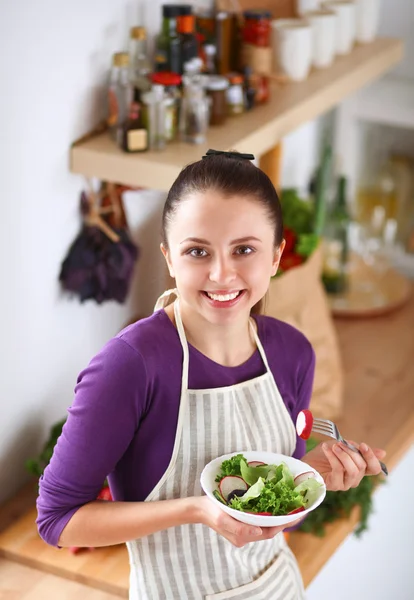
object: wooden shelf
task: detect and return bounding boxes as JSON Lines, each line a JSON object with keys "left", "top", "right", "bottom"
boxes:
{"left": 71, "top": 38, "right": 402, "bottom": 191}
{"left": 1, "top": 284, "right": 413, "bottom": 596}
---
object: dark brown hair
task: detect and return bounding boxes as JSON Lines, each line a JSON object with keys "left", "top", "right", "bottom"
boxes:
{"left": 161, "top": 152, "right": 284, "bottom": 313}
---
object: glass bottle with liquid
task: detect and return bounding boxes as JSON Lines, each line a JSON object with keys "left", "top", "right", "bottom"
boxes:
{"left": 121, "top": 101, "right": 148, "bottom": 153}
{"left": 322, "top": 176, "right": 350, "bottom": 294}
{"left": 129, "top": 26, "right": 152, "bottom": 96}
{"left": 107, "top": 52, "right": 132, "bottom": 145}
{"left": 154, "top": 5, "right": 182, "bottom": 74}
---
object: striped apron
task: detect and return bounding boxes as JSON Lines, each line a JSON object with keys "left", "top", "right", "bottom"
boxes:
{"left": 127, "top": 292, "right": 305, "bottom": 600}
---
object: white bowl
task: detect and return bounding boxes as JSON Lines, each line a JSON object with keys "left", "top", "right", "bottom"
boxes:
{"left": 200, "top": 450, "right": 326, "bottom": 527}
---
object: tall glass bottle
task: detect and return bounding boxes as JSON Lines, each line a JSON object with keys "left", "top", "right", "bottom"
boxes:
{"left": 322, "top": 176, "right": 350, "bottom": 294}
{"left": 154, "top": 5, "right": 182, "bottom": 73}
{"left": 129, "top": 26, "right": 152, "bottom": 96}
{"left": 177, "top": 13, "right": 198, "bottom": 73}
{"left": 107, "top": 52, "right": 132, "bottom": 145}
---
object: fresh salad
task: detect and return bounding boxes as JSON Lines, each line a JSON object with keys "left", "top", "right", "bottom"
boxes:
{"left": 213, "top": 454, "right": 323, "bottom": 517}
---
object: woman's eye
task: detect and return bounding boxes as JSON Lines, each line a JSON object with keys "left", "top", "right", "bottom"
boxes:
{"left": 235, "top": 246, "right": 254, "bottom": 255}
{"left": 187, "top": 248, "right": 208, "bottom": 258}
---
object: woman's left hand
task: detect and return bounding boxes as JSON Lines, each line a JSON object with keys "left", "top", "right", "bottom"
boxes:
{"left": 302, "top": 440, "right": 386, "bottom": 491}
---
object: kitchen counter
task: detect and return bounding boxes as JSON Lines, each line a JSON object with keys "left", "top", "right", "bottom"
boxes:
{"left": 1, "top": 286, "right": 413, "bottom": 597}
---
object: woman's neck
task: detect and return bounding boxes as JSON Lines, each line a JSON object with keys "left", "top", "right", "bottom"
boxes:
{"left": 165, "top": 302, "right": 257, "bottom": 367}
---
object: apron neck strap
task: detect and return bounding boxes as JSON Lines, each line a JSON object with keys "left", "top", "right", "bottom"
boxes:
{"left": 173, "top": 299, "right": 190, "bottom": 392}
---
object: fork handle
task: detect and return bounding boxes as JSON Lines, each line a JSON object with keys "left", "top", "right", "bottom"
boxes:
{"left": 342, "top": 440, "right": 388, "bottom": 476}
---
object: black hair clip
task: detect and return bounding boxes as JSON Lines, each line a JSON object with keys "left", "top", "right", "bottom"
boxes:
{"left": 202, "top": 149, "right": 255, "bottom": 161}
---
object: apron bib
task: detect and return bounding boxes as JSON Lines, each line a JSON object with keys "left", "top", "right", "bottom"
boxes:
{"left": 127, "top": 290, "right": 305, "bottom": 600}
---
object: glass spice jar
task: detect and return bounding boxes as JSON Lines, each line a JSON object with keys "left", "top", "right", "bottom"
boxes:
{"left": 151, "top": 71, "right": 182, "bottom": 141}
{"left": 226, "top": 73, "right": 244, "bottom": 116}
{"left": 205, "top": 76, "right": 229, "bottom": 126}
{"left": 242, "top": 9, "right": 271, "bottom": 46}
{"left": 241, "top": 10, "right": 272, "bottom": 77}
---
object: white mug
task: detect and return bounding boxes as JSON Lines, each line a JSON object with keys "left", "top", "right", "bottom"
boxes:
{"left": 355, "top": 0, "right": 381, "bottom": 43}
{"left": 305, "top": 9, "right": 337, "bottom": 68}
{"left": 296, "top": 0, "right": 322, "bottom": 16}
{"left": 323, "top": 1, "right": 357, "bottom": 55}
{"left": 272, "top": 19, "right": 313, "bottom": 81}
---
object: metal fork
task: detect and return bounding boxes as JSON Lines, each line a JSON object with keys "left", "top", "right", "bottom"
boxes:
{"left": 312, "top": 417, "right": 388, "bottom": 476}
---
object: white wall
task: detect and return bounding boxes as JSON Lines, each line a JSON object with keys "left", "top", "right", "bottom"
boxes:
{"left": 307, "top": 444, "right": 414, "bottom": 600}
{"left": 378, "top": 0, "right": 414, "bottom": 79}
{"left": 0, "top": 0, "right": 325, "bottom": 505}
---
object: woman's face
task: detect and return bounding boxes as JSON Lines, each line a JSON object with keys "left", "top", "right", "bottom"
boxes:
{"left": 161, "top": 190, "right": 284, "bottom": 325}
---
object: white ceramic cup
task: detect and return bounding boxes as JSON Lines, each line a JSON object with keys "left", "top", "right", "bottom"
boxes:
{"left": 355, "top": 0, "right": 381, "bottom": 43}
{"left": 322, "top": 1, "right": 357, "bottom": 55}
{"left": 305, "top": 9, "right": 337, "bottom": 68}
{"left": 296, "top": 0, "right": 322, "bottom": 17}
{"left": 272, "top": 19, "right": 313, "bottom": 81}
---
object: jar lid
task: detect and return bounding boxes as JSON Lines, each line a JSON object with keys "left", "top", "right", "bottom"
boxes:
{"left": 227, "top": 72, "right": 243, "bottom": 85}
{"left": 206, "top": 76, "right": 229, "bottom": 91}
{"left": 112, "top": 52, "right": 129, "bottom": 67}
{"left": 243, "top": 9, "right": 272, "bottom": 20}
{"left": 130, "top": 26, "right": 147, "bottom": 40}
{"left": 151, "top": 71, "right": 182, "bottom": 86}
{"left": 177, "top": 14, "right": 195, "bottom": 33}
{"left": 163, "top": 4, "right": 192, "bottom": 18}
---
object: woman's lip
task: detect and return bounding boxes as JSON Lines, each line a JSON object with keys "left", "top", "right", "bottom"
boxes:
{"left": 202, "top": 290, "right": 246, "bottom": 308}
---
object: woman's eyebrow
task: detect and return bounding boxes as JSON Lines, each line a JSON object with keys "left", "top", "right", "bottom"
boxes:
{"left": 180, "top": 236, "right": 262, "bottom": 245}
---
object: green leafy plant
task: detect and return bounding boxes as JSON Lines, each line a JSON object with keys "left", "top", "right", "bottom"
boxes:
{"left": 298, "top": 437, "right": 384, "bottom": 537}
{"left": 275, "top": 189, "right": 319, "bottom": 276}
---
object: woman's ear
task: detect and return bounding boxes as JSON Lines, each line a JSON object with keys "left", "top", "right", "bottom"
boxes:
{"left": 160, "top": 243, "right": 175, "bottom": 278}
{"left": 271, "top": 239, "right": 285, "bottom": 277}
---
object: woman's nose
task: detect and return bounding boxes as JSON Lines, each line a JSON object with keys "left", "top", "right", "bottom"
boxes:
{"left": 209, "top": 256, "right": 236, "bottom": 285}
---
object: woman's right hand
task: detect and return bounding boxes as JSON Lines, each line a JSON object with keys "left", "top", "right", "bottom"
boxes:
{"left": 195, "top": 496, "right": 302, "bottom": 548}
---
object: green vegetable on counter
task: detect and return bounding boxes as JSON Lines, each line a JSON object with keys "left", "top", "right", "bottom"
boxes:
{"left": 298, "top": 437, "right": 384, "bottom": 537}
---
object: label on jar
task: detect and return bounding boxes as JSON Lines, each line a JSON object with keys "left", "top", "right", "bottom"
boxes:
{"left": 128, "top": 129, "right": 148, "bottom": 151}
{"left": 226, "top": 85, "right": 244, "bottom": 107}
{"left": 241, "top": 43, "right": 272, "bottom": 75}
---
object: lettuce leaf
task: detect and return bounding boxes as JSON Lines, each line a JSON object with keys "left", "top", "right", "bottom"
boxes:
{"left": 240, "top": 459, "right": 272, "bottom": 486}
{"left": 215, "top": 454, "right": 244, "bottom": 482}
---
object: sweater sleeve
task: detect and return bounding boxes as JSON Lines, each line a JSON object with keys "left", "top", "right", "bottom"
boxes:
{"left": 291, "top": 343, "right": 316, "bottom": 460}
{"left": 36, "top": 337, "right": 147, "bottom": 547}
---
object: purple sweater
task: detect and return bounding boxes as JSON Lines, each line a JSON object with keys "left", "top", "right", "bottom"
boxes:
{"left": 37, "top": 309, "right": 315, "bottom": 547}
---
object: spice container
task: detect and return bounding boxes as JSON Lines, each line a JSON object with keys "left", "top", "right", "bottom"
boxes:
{"left": 180, "top": 79, "right": 209, "bottom": 144}
{"left": 205, "top": 76, "right": 228, "bottom": 126}
{"left": 226, "top": 73, "right": 244, "bottom": 116}
{"left": 107, "top": 52, "right": 132, "bottom": 145}
{"left": 151, "top": 72, "right": 182, "bottom": 141}
{"left": 141, "top": 84, "right": 167, "bottom": 151}
{"left": 241, "top": 10, "right": 272, "bottom": 76}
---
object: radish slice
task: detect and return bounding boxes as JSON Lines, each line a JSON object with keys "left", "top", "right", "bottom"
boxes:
{"left": 294, "top": 471, "right": 316, "bottom": 486}
{"left": 247, "top": 461, "right": 267, "bottom": 468}
{"left": 288, "top": 506, "right": 305, "bottom": 515}
{"left": 296, "top": 409, "right": 314, "bottom": 440}
{"left": 219, "top": 476, "right": 248, "bottom": 502}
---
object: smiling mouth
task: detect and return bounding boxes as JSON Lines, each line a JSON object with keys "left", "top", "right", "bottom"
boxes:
{"left": 203, "top": 291, "right": 243, "bottom": 302}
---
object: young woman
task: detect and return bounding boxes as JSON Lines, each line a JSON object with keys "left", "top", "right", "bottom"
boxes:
{"left": 37, "top": 150, "right": 386, "bottom": 600}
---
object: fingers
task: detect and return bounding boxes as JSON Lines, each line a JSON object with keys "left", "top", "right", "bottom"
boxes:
{"left": 358, "top": 443, "right": 385, "bottom": 475}
{"left": 322, "top": 443, "right": 345, "bottom": 491}
{"left": 345, "top": 440, "right": 386, "bottom": 475}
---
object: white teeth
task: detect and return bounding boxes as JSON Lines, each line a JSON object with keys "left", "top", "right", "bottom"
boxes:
{"left": 207, "top": 291, "right": 240, "bottom": 302}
